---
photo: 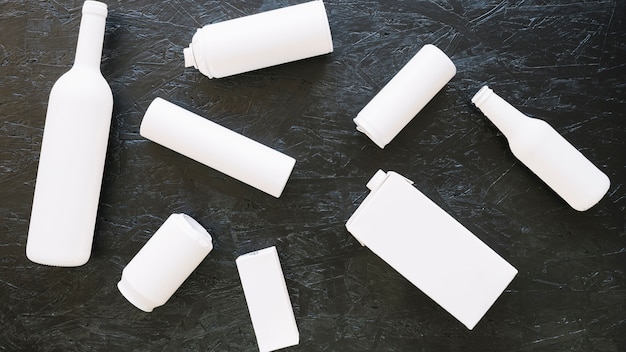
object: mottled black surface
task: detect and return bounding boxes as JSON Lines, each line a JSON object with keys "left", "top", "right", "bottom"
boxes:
{"left": 0, "top": 0, "right": 624, "bottom": 351}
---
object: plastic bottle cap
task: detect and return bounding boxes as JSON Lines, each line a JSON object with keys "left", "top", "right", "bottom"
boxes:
{"left": 366, "top": 169, "right": 388, "bottom": 191}
{"left": 183, "top": 47, "right": 196, "bottom": 68}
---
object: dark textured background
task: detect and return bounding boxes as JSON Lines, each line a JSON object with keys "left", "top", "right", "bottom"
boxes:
{"left": 1, "top": 0, "right": 624, "bottom": 351}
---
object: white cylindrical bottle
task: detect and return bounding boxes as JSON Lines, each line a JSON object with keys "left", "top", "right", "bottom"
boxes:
{"left": 472, "top": 86, "right": 610, "bottom": 211}
{"left": 118, "top": 213, "right": 213, "bottom": 312}
{"left": 26, "top": 1, "right": 113, "bottom": 267}
{"left": 354, "top": 44, "right": 456, "bottom": 148}
{"left": 183, "top": 0, "right": 333, "bottom": 78}
{"left": 140, "top": 98, "right": 296, "bottom": 198}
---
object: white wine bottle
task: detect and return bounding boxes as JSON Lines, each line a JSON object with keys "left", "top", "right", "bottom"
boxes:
{"left": 27, "top": 1, "right": 113, "bottom": 266}
{"left": 472, "top": 86, "right": 610, "bottom": 211}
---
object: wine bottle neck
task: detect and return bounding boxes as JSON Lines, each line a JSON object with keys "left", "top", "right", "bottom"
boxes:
{"left": 73, "top": 1, "right": 107, "bottom": 69}
{"left": 472, "top": 86, "right": 529, "bottom": 138}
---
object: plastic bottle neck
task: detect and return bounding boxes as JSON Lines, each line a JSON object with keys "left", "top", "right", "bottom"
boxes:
{"left": 472, "top": 86, "right": 530, "bottom": 138}
{"left": 73, "top": 1, "right": 107, "bottom": 69}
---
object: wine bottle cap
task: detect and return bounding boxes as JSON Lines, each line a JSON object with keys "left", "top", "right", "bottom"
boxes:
{"left": 82, "top": 1, "right": 107, "bottom": 17}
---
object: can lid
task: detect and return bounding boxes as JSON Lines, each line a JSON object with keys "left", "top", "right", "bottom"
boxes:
{"left": 174, "top": 213, "right": 213, "bottom": 249}
{"left": 117, "top": 277, "right": 158, "bottom": 312}
{"left": 354, "top": 117, "right": 387, "bottom": 149}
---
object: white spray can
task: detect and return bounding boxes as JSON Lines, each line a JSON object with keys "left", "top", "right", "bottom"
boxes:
{"left": 183, "top": 0, "right": 333, "bottom": 78}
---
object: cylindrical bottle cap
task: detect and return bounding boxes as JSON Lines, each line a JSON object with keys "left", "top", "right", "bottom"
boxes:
{"left": 354, "top": 44, "right": 456, "bottom": 148}
{"left": 184, "top": 0, "right": 333, "bottom": 78}
{"left": 118, "top": 213, "right": 213, "bottom": 312}
{"left": 140, "top": 98, "right": 296, "bottom": 198}
{"left": 82, "top": 1, "right": 107, "bottom": 17}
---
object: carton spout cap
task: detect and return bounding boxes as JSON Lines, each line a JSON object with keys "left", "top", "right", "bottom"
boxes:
{"left": 366, "top": 170, "right": 388, "bottom": 191}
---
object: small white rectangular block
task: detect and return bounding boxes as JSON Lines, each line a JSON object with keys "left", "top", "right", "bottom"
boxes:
{"left": 236, "top": 246, "right": 299, "bottom": 352}
{"left": 346, "top": 170, "right": 518, "bottom": 330}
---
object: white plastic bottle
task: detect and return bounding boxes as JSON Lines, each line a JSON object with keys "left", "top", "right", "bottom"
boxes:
{"left": 472, "top": 86, "right": 610, "bottom": 211}
{"left": 354, "top": 44, "right": 456, "bottom": 148}
{"left": 26, "top": 1, "right": 113, "bottom": 266}
{"left": 183, "top": 0, "right": 333, "bottom": 78}
{"left": 140, "top": 98, "right": 296, "bottom": 198}
{"left": 118, "top": 213, "right": 213, "bottom": 312}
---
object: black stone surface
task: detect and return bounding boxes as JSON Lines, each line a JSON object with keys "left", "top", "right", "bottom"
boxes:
{"left": 1, "top": 0, "right": 624, "bottom": 351}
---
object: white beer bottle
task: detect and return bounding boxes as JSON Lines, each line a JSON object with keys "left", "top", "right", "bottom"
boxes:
{"left": 472, "top": 86, "right": 610, "bottom": 211}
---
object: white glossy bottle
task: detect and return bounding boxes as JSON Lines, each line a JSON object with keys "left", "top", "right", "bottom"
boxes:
{"left": 472, "top": 86, "right": 610, "bottom": 211}
{"left": 27, "top": 1, "right": 113, "bottom": 266}
{"left": 183, "top": 0, "right": 333, "bottom": 78}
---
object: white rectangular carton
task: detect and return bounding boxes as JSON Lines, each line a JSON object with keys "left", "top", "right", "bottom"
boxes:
{"left": 346, "top": 170, "right": 517, "bottom": 329}
{"left": 236, "top": 246, "right": 299, "bottom": 352}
